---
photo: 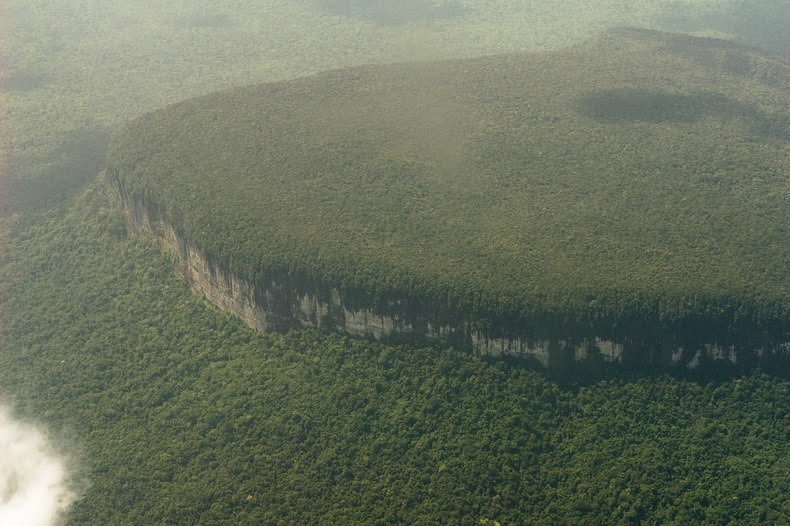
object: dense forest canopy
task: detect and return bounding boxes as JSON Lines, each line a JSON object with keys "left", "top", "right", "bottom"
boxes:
{"left": 2, "top": 0, "right": 789, "bottom": 524}
{"left": 0, "top": 180, "right": 787, "bottom": 523}
{"left": 109, "top": 29, "right": 790, "bottom": 343}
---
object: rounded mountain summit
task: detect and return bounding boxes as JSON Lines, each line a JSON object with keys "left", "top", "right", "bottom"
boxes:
{"left": 108, "top": 29, "right": 789, "bottom": 373}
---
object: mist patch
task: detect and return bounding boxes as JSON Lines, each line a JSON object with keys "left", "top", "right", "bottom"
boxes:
{"left": 173, "top": 12, "right": 232, "bottom": 29}
{"left": 314, "top": 0, "right": 468, "bottom": 25}
{"left": 0, "top": 405, "right": 76, "bottom": 526}
{"left": 655, "top": 1, "right": 789, "bottom": 53}
{"left": 0, "top": 73, "right": 47, "bottom": 93}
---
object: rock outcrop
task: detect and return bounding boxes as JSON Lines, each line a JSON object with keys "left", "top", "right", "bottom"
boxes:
{"left": 109, "top": 171, "right": 790, "bottom": 377}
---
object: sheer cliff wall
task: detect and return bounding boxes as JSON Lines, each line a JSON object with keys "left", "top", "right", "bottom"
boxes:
{"left": 108, "top": 172, "right": 789, "bottom": 377}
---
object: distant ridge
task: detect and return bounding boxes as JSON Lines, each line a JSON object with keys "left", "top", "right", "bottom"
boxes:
{"left": 108, "top": 29, "right": 789, "bottom": 374}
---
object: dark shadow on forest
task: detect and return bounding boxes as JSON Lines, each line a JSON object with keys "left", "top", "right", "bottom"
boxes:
{"left": 0, "top": 74, "right": 48, "bottom": 93}
{"left": 487, "top": 355, "right": 789, "bottom": 391}
{"left": 313, "top": 0, "right": 468, "bottom": 25}
{"left": 0, "top": 127, "right": 111, "bottom": 215}
{"left": 576, "top": 89, "right": 789, "bottom": 141}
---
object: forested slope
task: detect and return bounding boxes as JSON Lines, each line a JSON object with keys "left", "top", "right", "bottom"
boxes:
{"left": 108, "top": 29, "right": 790, "bottom": 361}
{"left": 0, "top": 177, "right": 787, "bottom": 524}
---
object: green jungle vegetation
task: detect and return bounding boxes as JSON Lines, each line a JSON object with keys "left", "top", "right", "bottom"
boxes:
{"left": 0, "top": 178, "right": 787, "bottom": 524}
{"left": 2, "top": 1, "right": 789, "bottom": 524}
{"left": 109, "top": 29, "right": 789, "bottom": 342}
{"left": 2, "top": 0, "right": 786, "bottom": 209}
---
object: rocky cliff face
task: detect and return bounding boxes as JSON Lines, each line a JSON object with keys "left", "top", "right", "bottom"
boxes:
{"left": 108, "top": 172, "right": 789, "bottom": 377}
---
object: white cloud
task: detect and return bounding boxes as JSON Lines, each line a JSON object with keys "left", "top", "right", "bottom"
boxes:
{"left": 0, "top": 405, "right": 75, "bottom": 526}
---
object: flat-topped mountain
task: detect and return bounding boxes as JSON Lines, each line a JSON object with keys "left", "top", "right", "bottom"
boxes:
{"left": 107, "top": 29, "right": 789, "bottom": 373}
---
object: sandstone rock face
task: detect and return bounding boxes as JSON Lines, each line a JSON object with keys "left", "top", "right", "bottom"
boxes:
{"left": 109, "top": 172, "right": 789, "bottom": 376}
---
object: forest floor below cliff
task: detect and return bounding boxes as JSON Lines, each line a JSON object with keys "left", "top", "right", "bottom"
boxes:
{"left": 0, "top": 177, "right": 787, "bottom": 524}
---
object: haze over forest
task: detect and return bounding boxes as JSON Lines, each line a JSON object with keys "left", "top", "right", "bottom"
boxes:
{"left": 1, "top": 1, "right": 788, "bottom": 524}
